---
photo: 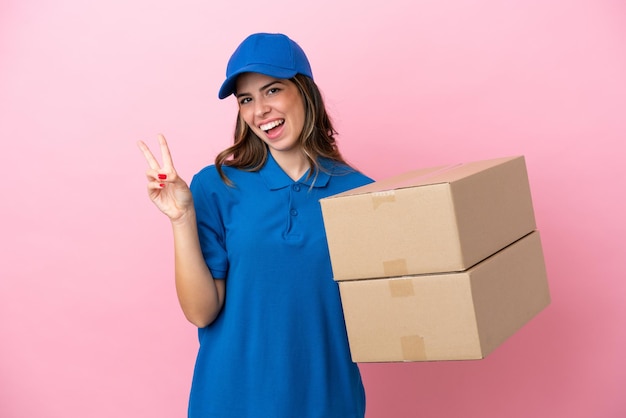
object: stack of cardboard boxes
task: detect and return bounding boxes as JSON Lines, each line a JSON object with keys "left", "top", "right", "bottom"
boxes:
{"left": 320, "top": 156, "right": 550, "bottom": 362}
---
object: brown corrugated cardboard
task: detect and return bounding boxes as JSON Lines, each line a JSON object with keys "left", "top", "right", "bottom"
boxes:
{"left": 320, "top": 156, "right": 537, "bottom": 280}
{"left": 338, "top": 231, "right": 550, "bottom": 362}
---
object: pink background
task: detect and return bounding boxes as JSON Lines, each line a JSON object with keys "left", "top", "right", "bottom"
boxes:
{"left": 1, "top": 0, "right": 625, "bottom": 417}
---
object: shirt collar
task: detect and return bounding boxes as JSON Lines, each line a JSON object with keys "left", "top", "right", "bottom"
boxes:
{"left": 259, "top": 153, "right": 332, "bottom": 190}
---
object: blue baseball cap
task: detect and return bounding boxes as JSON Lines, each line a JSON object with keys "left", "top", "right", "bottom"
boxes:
{"left": 218, "top": 33, "right": 314, "bottom": 99}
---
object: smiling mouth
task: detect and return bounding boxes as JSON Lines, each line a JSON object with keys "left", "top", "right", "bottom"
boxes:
{"left": 260, "top": 119, "right": 285, "bottom": 132}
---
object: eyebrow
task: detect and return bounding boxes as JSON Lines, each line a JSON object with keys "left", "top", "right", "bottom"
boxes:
{"left": 235, "top": 80, "right": 284, "bottom": 98}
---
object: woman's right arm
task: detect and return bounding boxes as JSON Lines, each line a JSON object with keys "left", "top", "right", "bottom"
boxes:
{"left": 138, "top": 134, "right": 225, "bottom": 328}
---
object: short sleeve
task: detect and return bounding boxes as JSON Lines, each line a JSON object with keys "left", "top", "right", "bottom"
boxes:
{"left": 189, "top": 168, "right": 229, "bottom": 279}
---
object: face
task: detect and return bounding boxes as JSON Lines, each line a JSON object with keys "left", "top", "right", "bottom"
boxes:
{"left": 235, "top": 72, "right": 306, "bottom": 158}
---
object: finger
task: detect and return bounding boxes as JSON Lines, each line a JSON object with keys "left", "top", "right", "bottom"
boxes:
{"left": 144, "top": 168, "right": 169, "bottom": 182}
{"left": 158, "top": 134, "right": 176, "bottom": 170}
{"left": 137, "top": 140, "right": 161, "bottom": 171}
{"left": 147, "top": 180, "right": 166, "bottom": 191}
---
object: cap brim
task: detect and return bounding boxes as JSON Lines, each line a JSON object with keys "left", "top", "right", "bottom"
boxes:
{"left": 218, "top": 64, "right": 299, "bottom": 99}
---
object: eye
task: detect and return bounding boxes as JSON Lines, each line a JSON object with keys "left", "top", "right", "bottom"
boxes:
{"left": 239, "top": 97, "right": 252, "bottom": 105}
{"left": 267, "top": 87, "right": 280, "bottom": 96}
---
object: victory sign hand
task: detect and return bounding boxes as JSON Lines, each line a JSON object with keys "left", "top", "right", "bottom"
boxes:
{"left": 137, "top": 134, "right": 193, "bottom": 222}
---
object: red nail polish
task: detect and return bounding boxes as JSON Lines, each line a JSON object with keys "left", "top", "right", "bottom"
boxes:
{"left": 158, "top": 174, "right": 167, "bottom": 180}
{"left": 159, "top": 183, "right": 165, "bottom": 188}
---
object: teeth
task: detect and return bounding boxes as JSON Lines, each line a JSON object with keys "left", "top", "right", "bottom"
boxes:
{"left": 260, "top": 119, "right": 284, "bottom": 132}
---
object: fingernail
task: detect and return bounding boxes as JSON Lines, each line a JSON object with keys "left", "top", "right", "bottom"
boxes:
{"left": 158, "top": 174, "right": 167, "bottom": 180}
{"left": 159, "top": 183, "right": 165, "bottom": 188}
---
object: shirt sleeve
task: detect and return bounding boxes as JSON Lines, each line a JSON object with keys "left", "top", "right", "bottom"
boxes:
{"left": 189, "top": 168, "right": 229, "bottom": 280}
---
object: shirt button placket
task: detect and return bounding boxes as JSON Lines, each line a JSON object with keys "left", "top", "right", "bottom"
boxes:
{"left": 285, "top": 183, "right": 302, "bottom": 239}
{"left": 290, "top": 184, "right": 300, "bottom": 217}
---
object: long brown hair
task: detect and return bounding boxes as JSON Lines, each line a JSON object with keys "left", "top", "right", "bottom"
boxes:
{"left": 215, "top": 74, "right": 348, "bottom": 185}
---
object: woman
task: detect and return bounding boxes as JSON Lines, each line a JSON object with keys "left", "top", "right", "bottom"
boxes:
{"left": 138, "top": 33, "right": 372, "bottom": 418}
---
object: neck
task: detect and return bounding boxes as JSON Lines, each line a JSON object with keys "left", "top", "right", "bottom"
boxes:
{"left": 270, "top": 149, "right": 310, "bottom": 181}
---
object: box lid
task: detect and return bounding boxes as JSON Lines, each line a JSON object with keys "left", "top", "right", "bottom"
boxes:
{"left": 324, "top": 156, "right": 525, "bottom": 199}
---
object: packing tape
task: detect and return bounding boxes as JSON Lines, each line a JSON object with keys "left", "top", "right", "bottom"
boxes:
{"left": 371, "top": 190, "right": 395, "bottom": 209}
{"left": 401, "top": 335, "right": 427, "bottom": 361}
{"left": 383, "top": 259, "right": 409, "bottom": 278}
{"left": 388, "top": 277, "right": 414, "bottom": 297}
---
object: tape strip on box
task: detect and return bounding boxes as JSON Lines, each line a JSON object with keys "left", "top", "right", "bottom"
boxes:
{"left": 384, "top": 259, "right": 409, "bottom": 277}
{"left": 371, "top": 190, "right": 396, "bottom": 209}
{"left": 401, "top": 335, "right": 427, "bottom": 361}
{"left": 388, "top": 277, "right": 414, "bottom": 297}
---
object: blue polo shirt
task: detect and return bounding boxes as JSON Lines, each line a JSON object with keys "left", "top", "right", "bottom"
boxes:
{"left": 187, "top": 153, "right": 373, "bottom": 418}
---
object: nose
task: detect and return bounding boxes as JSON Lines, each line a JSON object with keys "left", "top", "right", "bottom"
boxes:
{"left": 254, "top": 97, "right": 270, "bottom": 117}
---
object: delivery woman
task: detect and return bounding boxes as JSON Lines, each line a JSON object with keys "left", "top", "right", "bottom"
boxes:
{"left": 138, "top": 33, "right": 372, "bottom": 417}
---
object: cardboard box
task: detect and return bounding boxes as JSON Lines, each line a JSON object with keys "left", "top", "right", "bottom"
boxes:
{"left": 338, "top": 231, "right": 550, "bottom": 362}
{"left": 320, "top": 156, "right": 537, "bottom": 280}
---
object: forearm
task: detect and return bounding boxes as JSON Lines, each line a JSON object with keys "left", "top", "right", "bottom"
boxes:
{"left": 171, "top": 210, "right": 225, "bottom": 328}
